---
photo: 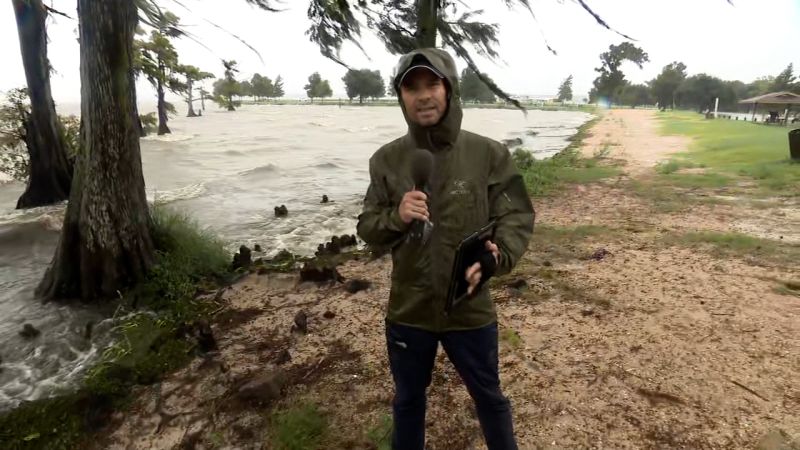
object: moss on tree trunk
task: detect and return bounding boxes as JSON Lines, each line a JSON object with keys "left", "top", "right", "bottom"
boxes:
{"left": 37, "top": 0, "right": 155, "bottom": 301}
{"left": 12, "top": 0, "right": 74, "bottom": 209}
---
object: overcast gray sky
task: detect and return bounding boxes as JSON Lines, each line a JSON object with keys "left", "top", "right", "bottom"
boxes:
{"left": 1, "top": 0, "right": 799, "bottom": 105}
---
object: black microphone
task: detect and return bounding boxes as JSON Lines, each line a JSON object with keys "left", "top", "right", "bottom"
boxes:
{"left": 409, "top": 149, "right": 434, "bottom": 243}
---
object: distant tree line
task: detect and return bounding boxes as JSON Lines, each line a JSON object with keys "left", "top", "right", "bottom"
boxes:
{"left": 586, "top": 42, "right": 800, "bottom": 111}
{"left": 211, "top": 62, "right": 286, "bottom": 111}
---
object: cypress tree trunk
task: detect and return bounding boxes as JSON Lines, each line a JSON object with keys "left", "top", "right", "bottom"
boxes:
{"left": 226, "top": 94, "right": 235, "bottom": 111}
{"left": 12, "top": 0, "right": 74, "bottom": 209}
{"left": 37, "top": 0, "right": 155, "bottom": 301}
{"left": 186, "top": 79, "right": 197, "bottom": 117}
{"left": 416, "top": 0, "right": 438, "bottom": 48}
{"left": 156, "top": 74, "right": 170, "bottom": 134}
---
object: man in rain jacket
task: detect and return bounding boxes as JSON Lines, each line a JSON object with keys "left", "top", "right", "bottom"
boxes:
{"left": 357, "top": 48, "right": 535, "bottom": 450}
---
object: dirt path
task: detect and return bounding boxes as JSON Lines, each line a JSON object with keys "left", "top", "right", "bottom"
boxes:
{"left": 581, "top": 109, "right": 688, "bottom": 174}
{"left": 100, "top": 110, "right": 800, "bottom": 449}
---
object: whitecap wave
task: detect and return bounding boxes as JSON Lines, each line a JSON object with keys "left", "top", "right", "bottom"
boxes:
{"left": 238, "top": 164, "right": 278, "bottom": 177}
{"left": 0, "top": 204, "right": 65, "bottom": 228}
{"left": 142, "top": 133, "right": 194, "bottom": 143}
{"left": 313, "top": 162, "right": 342, "bottom": 170}
{"left": 150, "top": 182, "right": 207, "bottom": 204}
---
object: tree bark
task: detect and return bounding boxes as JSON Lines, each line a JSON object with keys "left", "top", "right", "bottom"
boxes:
{"left": 416, "top": 0, "right": 438, "bottom": 48}
{"left": 186, "top": 79, "right": 196, "bottom": 117}
{"left": 226, "top": 94, "right": 235, "bottom": 111}
{"left": 156, "top": 74, "right": 170, "bottom": 134}
{"left": 37, "top": 0, "right": 155, "bottom": 301}
{"left": 12, "top": 0, "right": 74, "bottom": 209}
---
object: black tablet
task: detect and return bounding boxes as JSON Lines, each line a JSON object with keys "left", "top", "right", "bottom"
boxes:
{"left": 445, "top": 221, "right": 497, "bottom": 314}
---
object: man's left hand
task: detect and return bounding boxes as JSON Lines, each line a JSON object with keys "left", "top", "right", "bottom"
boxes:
{"left": 465, "top": 240, "right": 500, "bottom": 295}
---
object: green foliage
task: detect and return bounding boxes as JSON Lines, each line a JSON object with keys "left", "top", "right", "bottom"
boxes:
{"left": 658, "top": 173, "right": 731, "bottom": 189}
{"left": 214, "top": 60, "right": 242, "bottom": 111}
{"left": 655, "top": 159, "right": 705, "bottom": 175}
{"left": 512, "top": 148, "right": 535, "bottom": 170}
{"left": 650, "top": 62, "right": 687, "bottom": 109}
{"left": 177, "top": 64, "right": 214, "bottom": 86}
{"left": 770, "top": 63, "right": 797, "bottom": 93}
{"left": 0, "top": 88, "right": 33, "bottom": 180}
{"left": 619, "top": 83, "right": 653, "bottom": 108}
{"left": 273, "top": 75, "right": 286, "bottom": 98}
{"left": 675, "top": 74, "right": 736, "bottom": 112}
{"left": 58, "top": 115, "right": 80, "bottom": 160}
{"left": 134, "top": 10, "right": 187, "bottom": 97}
{"left": 84, "top": 315, "right": 192, "bottom": 398}
{"left": 250, "top": 74, "right": 273, "bottom": 99}
{"left": 535, "top": 224, "right": 615, "bottom": 240}
{"left": 500, "top": 328, "right": 522, "bottom": 349}
{"left": 342, "top": 69, "right": 385, "bottom": 103}
{"left": 656, "top": 160, "right": 682, "bottom": 174}
{"left": 519, "top": 149, "right": 620, "bottom": 196}
{"left": 142, "top": 206, "right": 229, "bottom": 309}
{"left": 658, "top": 112, "right": 800, "bottom": 194}
{"left": 365, "top": 415, "right": 393, "bottom": 450}
{"left": 663, "top": 231, "right": 800, "bottom": 266}
{"left": 461, "top": 68, "right": 496, "bottom": 104}
{"left": 0, "top": 391, "right": 101, "bottom": 450}
{"left": 239, "top": 80, "right": 253, "bottom": 97}
{"left": 139, "top": 112, "right": 157, "bottom": 135}
{"left": 590, "top": 42, "right": 649, "bottom": 104}
{"left": 270, "top": 403, "right": 328, "bottom": 450}
{"left": 1, "top": 88, "right": 80, "bottom": 181}
{"left": 516, "top": 118, "right": 622, "bottom": 196}
{"left": 304, "top": 72, "right": 333, "bottom": 101}
{"left": 557, "top": 75, "right": 573, "bottom": 102}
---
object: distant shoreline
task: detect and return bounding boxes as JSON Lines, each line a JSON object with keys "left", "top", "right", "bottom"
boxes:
{"left": 231, "top": 98, "right": 598, "bottom": 113}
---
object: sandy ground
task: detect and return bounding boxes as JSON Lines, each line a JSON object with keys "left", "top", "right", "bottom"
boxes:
{"left": 580, "top": 109, "right": 688, "bottom": 174}
{"left": 99, "top": 110, "right": 800, "bottom": 449}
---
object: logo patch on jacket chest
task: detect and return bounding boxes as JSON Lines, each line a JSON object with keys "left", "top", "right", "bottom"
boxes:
{"left": 450, "top": 179, "right": 470, "bottom": 196}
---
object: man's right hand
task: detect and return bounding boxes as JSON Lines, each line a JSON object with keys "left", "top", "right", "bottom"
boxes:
{"left": 398, "top": 191, "right": 429, "bottom": 224}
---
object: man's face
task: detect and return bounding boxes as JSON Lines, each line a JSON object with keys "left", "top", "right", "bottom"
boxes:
{"left": 399, "top": 68, "right": 447, "bottom": 127}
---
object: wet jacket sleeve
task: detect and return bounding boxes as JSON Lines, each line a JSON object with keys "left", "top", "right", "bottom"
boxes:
{"left": 488, "top": 145, "right": 535, "bottom": 276}
{"left": 356, "top": 155, "right": 410, "bottom": 247}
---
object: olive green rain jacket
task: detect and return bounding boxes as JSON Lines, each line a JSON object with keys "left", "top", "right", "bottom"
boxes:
{"left": 357, "top": 48, "right": 535, "bottom": 332}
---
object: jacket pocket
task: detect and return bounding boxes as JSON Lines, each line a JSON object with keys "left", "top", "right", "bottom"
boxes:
{"left": 391, "top": 239, "right": 431, "bottom": 283}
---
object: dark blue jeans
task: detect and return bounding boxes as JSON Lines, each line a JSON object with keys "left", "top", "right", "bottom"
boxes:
{"left": 385, "top": 321, "right": 518, "bottom": 450}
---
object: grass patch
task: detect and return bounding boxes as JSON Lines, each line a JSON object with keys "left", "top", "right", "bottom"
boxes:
{"left": 629, "top": 176, "right": 735, "bottom": 213}
{"left": 657, "top": 173, "right": 732, "bottom": 189}
{"left": 270, "top": 403, "right": 328, "bottom": 450}
{"left": 663, "top": 231, "right": 800, "bottom": 266}
{"left": 534, "top": 224, "right": 614, "bottom": 240}
{"left": 629, "top": 181, "right": 688, "bottom": 213}
{"left": 514, "top": 116, "right": 624, "bottom": 196}
{"left": 658, "top": 112, "right": 800, "bottom": 194}
{"left": 365, "top": 414, "right": 393, "bottom": 450}
{"left": 529, "top": 224, "right": 617, "bottom": 262}
{"left": 500, "top": 328, "right": 522, "bottom": 349}
{"left": 774, "top": 282, "right": 800, "bottom": 298}
{"left": 0, "top": 207, "right": 232, "bottom": 450}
